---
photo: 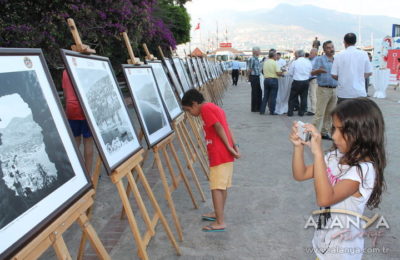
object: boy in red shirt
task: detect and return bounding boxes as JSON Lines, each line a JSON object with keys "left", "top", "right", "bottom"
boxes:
{"left": 182, "top": 89, "right": 240, "bottom": 232}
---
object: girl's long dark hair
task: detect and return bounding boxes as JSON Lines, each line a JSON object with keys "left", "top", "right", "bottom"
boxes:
{"left": 331, "top": 98, "right": 386, "bottom": 209}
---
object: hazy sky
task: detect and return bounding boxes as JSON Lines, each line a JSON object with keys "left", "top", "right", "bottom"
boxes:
{"left": 186, "top": 0, "right": 400, "bottom": 21}
{"left": 0, "top": 94, "right": 31, "bottom": 129}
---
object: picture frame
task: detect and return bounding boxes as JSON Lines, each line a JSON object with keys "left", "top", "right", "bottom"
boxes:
{"left": 191, "top": 57, "right": 204, "bottom": 87}
{"left": 122, "top": 65, "right": 174, "bottom": 147}
{"left": 0, "top": 48, "right": 91, "bottom": 259}
{"left": 196, "top": 57, "right": 209, "bottom": 83}
{"left": 203, "top": 58, "right": 215, "bottom": 80}
{"left": 179, "top": 59, "right": 194, "bottom": 89}
{"left": 163, "top": 58, "right": 184, "bottom": 98}
{"left": 147, "top": 61, "right": 183, "bottom": 120}
{"left": 61, "top": 49, "right": 141, "bottom": 174}
{"left": 186, "top": 57, "right": 199, "bottom": 88}
{"left": 172, "top": 57, "right": 192, "bottom": 92}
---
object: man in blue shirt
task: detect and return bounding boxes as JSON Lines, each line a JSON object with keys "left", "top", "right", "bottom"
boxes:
{"left": 311, "top": 40, "right": 338, "bottom": 140}
{"left": 247, "top": 47, "right": 262, "bottom": 112}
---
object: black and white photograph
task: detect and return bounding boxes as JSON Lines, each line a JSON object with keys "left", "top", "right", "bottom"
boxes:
{"left": 179, "top": 59, "right": 194, "bottom": 88}
{"left": 0, "top": 49, "right": 90, "bottom": 259}
{"left": 164, "top": 59, "right": 184, "bottom": 98}
{"left": 172, "top": 57, "right": 191, "bottom": 92}
{"left": 61, "top": 50, "right": 141, "bottom": 173}
{"left": 196, "top": 57, "right": 210, "bottom": 83}
{"left": 148, "top": 61, "right": 183, "bottom": 120}
{"left": 122, "top": 66, "right": 173, "bottom": 147}
{"left": 186, "top": 57, "right": 199, "bottom": 88}
{"left": 192, "top": 57, "right": 204, "bottom": 87}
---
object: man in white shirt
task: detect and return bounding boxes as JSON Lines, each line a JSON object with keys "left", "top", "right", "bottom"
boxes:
{"left": 276, "top": 52, "right": 287, "bottom": 69}
{"left": 287, "top": 50, "right": 312, "bottom": 116}
{"left": 231, "top": 57, "right": 240, "bottom": 86}
{"left": 331, "top": 33, "right": 372, "bottom": 103}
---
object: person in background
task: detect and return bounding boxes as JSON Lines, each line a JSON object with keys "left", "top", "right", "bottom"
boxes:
{"left": 276, "top": 52, "right": 287, "bottom": 70}
{"left": 311, "top": 40, "right": 338, "bottom": 140}
{"left": 307, "top": 48, "right": 318, "bottom": 116}
{"left": 231, "top": 57, "right": 240, "bottom": 86}
{"left": 62, "top": 70, "right": 94, "bottom": 173}
{"left": 248, "top": 46, "right": 262, "bottom": 112}
{"left": 287, "top": 50, "right": 312, "bottom": 117}
{"left": 312, "top": 36, "right": 321, "bottom": 51}
{"left": 331, "top": 33, "right": 372, "bottom": 103}
{"left": 365, "top": 52, "right": 372, "bottom": 95}
{"left": 260, "top": 50, "right": 283, "bottom": 115}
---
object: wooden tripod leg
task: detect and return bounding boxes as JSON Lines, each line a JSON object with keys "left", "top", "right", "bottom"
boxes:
{"left": 52, "top": 235, "right": 72, "bottom": 260}
{"left": 114, "top": 179, "right": 149, "bottom": 260}
{"left": 120, "top": 170, "right": 141, "bottom": 220}
{"left": 153, "top": 150, "right": 184, "bottom": 241}
{"left": 161, "top": 146, "right": 179, "bottom": 190}
{"left": 126, "top": 170, "right": 155, "bottom": 236}
{"left": 77, "top": 156, "right": 102, "bottom": 260}
{"left": 77, "top": 214, "right": 111, "bottom": 260}
{"left": 135, "top": 165, "right": 182, "bottom": 255}
{"left": 181, "top": 122, "right": 209, "bottom": 179}
{"left": 167, "top": 143, "right": 199, "bottom": 209}
{"left": 175, "top": 124, "right": 206, "bottom": 201}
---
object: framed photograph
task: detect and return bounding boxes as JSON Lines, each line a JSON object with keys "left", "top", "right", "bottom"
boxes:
{"left": 186, "top": 57, "right": 199, "bottom": 88}
{"left": 122, "top": 65, "right": 173, "bottom": 147}
{"left": 172, "top": 57, "right": 191, "bottom": 92}
{"left": 196, "top": 57, "right": 209, "bottom": 83}
{"left": 0, "top": 48, "right": 91, "bottom": 259}
{"left": 203, "top": 58, "right": 215, "bottom": 80}
{"left": 192, "top": 57, "right": 204, "bottom": 87}
{"left": 61, "top": 49, "right": 141, "bottom": 173}
{"left": 163, "top": 58, "right": 184, "bottom": 98}
{"left": 179, "top": 59, "right": 194, "bottom": 88}
{"left": 147, "top": 61, "right": 183, "bottom": 120}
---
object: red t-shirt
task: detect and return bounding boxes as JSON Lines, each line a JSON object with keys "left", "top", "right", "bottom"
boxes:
{"left": 62, "top": 70, "right": 86, "bottom": 120}
{"left": 200, "top": 102, "right": 234, "bottom": 167}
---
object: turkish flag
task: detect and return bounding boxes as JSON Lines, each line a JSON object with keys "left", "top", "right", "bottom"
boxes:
{"left": 194, "top": 23, "right": 200, "bottom": 31}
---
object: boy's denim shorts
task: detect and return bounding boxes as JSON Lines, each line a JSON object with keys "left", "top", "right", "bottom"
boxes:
{"left": 68, "top": 120, "right": 92, "bottom": 138}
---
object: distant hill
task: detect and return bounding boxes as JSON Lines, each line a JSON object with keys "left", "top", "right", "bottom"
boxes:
{"left": 193, "top": 3, "right": 400, "bottom": 51}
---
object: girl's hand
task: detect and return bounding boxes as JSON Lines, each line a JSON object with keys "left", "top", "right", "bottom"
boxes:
{"left": 289, "top": 121, "right": 304, "bottom": 147}
{"left": 303, "top": 124, "right": 323, "bottom": 157}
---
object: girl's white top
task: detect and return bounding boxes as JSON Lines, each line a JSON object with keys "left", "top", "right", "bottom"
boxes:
{"left": 312, "top": 150, "right": 375, "bottom": 260}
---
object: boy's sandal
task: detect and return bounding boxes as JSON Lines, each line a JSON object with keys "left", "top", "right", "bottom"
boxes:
{"left": 202, "top": 225, "right": 225, "bottom": 232}
{"left": 201, "top": 215, "right": 216, "bottom": 221}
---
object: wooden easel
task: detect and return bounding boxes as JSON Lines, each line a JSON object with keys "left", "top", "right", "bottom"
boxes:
{"left": 119, "top": 39, "right": 201, "bottom": 243}
{"left": 11, "top": 189, "right": 110, "bottom": 260}
{"left": 110, "top": 149, "right": 181, "bottom": 259}
{"left": 160, "top": 47, "right": 209, "bottom": 181}
{"left": 66, "top": 23, "right": 179, "bottom": 259}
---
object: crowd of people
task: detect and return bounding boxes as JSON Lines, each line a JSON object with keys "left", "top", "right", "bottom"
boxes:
{"left": 247, "top": 32, "right": 373, "bottom": 140}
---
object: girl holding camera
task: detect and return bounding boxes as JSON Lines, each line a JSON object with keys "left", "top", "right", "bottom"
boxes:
{"left": 289, "top": 98, "right": 386, "bottom": 260}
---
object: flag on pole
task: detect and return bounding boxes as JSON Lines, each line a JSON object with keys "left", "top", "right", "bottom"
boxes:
{"left": 194, "top": 22, "right": 200, "bottom": 31}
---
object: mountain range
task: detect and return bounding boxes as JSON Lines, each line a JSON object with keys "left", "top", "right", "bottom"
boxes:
{"left": 191, "top": 3, "right": 400, "bottom": 51}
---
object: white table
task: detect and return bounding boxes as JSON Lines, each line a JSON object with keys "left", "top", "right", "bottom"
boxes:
{"left": 372, "top": 69, "right": 390, "bottom": 99}
{"left": 275, "top": 75, "right": 293, "bottom": 114}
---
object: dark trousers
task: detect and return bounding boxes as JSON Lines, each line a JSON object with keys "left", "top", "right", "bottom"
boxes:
{"left": 249, "top": 75, "right": 262, "bottom": 112}
{"left": 232, "top": 69, "right": 239, "bottom": 86}
{"left": 288, "top": 80, "right": 309, "bottom": 116}
{"left": 260, "top": 78, "right": 278, "bottom": 114}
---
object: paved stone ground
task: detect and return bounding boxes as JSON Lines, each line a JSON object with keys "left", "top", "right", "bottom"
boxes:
{"left": 41, "top": 80, "right": 400, "bottom": 260}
